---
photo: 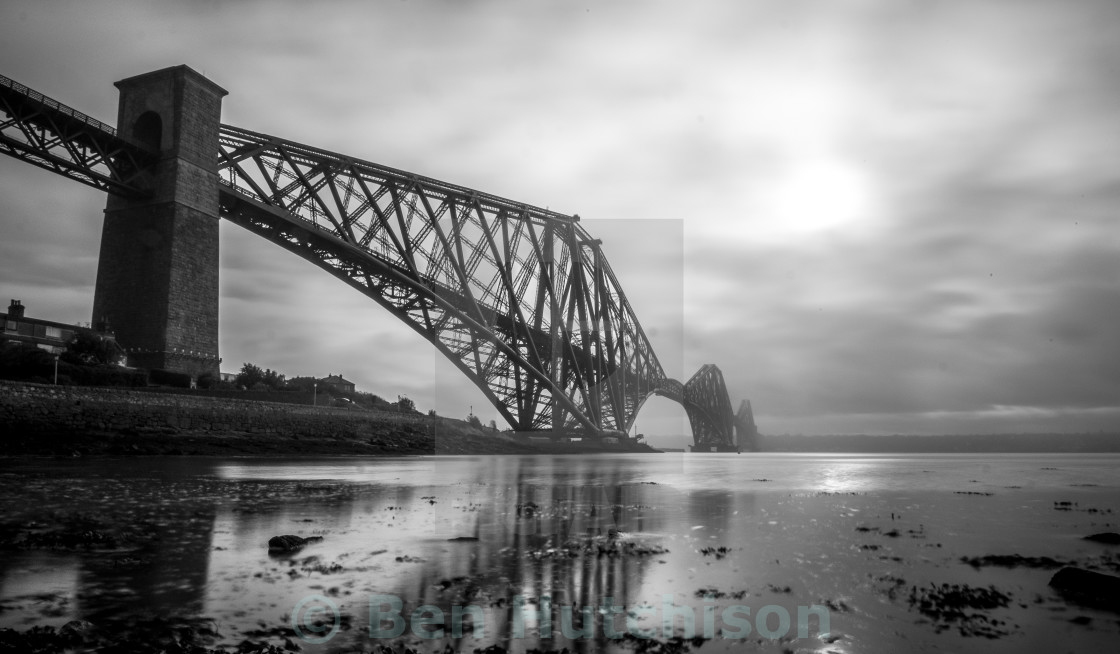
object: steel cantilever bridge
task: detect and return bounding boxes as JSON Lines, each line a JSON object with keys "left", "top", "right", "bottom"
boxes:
{"left": 0, "top": 67, "right": 756, "bottom": 451}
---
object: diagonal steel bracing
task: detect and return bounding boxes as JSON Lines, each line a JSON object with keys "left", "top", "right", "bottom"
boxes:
{"left": 683, "top": 364, "right": 737, "bottom": 448}
{"left": 216, "top": 124, "right": 670, "bottom": 433}
{"left": 0, "top": 74, "right": 156, "bottom": 197}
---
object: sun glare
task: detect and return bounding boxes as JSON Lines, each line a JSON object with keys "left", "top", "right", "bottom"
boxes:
{"left": 767, "top": 159, "right": 874, "bottom": 237}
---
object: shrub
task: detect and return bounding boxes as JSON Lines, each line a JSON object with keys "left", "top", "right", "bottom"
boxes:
{"left": 0, "top": 340, "right": 54, "bottom": 380}
{"left": 149, "top": 368, "right": 192, "bottom": 388}
{"left": 55, "top": 362, "right": 147, "bottom": 387}
{"left": 0, "top": 339, "right": 146, "bottom": 387}
{"left": 62, "top": 331, "right": 124, "bottom": 366}
{"left": 235, "top": 362, "right": 285, "bottom": 390}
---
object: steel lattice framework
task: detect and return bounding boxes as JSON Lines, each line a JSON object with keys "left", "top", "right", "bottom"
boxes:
{"left": 215, "top": 124, "right": 669, "bottom": 432}
{"left": 683, "top": 365, "right": 737, "bottom": 448}
{"left": 0, "top": 74, "right": 155, "bottom": 197}
{"left": 0, "top": 71, "right": 746, "bottom": 444}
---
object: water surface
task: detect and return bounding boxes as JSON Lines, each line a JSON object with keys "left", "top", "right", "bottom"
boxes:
{"left": 1, "top": 453, "right": 1118, "bottom": 652}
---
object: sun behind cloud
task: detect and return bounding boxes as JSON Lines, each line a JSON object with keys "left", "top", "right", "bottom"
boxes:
{"left": 763, "top": 158, "right": 876, "bottom": 239}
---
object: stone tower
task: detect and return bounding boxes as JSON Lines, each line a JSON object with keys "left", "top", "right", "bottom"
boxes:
{"left": 92, "top": 66, "right": 227, "bottom": 380}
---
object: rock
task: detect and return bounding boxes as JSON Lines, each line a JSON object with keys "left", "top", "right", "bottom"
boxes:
{"left": 1049, "top": 566, "right": 1120, "bottom": 611}
{"left": 1083, "top": 532, "right": 1120, "bottom": 545}
{"left": 268, "top": 535, "right": 323, "bottom": 552}
{"left": 906, "top": 583, "right": 1013, "bottom": 637}
{"left": 59, "top": 620, "right": 95, "bottom": 641}
{"left": 961, "top": 554, "right": 1066, "bottom": 569}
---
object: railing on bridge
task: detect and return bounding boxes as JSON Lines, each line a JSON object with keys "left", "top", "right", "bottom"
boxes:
{"left": 0, "top": 73, "right": 155, "bottom": 197}
{"left": 0, "top": 73, "right": 119, "bottom": 137}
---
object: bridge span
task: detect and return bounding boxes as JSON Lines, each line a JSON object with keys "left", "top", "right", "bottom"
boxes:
{"left": 0, "top": 65, "right": 753, "bottom": 449}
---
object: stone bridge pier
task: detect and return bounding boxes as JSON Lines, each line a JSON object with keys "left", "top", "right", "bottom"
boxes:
{"left": 91, "top": 66, "right": 226, "bottom": 379}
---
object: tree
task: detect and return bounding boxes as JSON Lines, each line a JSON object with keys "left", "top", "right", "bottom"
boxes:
{"left": 235, "top": 362, "right": 265, "bottom": 389}
{"left": 285, "top": 376, "right": 316, "bottom": 392}
{"left": 466, "top": 413, "right": 483, "bottom": 428}
{"left": 262, "top": 368, "right": 285, "bottom": 389}
{"left": 233, "top": 363, "right": 287, "bottom": 390}
{"left": 62, "top": 332, "right": 124, "bottom": 366}
{"left": 396, "top": 395, "right": 415, "bottom": 413}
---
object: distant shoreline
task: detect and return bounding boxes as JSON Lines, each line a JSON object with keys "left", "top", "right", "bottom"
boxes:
{"left": 4, "top": 381, "right": 1116, "bottom": 456}
{"left": 755, "top": 432, "right": 1120, "bottom": 453}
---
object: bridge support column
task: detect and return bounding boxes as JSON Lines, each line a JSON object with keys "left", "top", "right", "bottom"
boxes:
{"left": 92, "top": 66, "right": 227, "bottom": 380}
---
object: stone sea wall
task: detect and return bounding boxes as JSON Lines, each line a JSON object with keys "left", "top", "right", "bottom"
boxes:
{"left": 0, "top": 380, "right": 424, "bottom": 437}
{"left": 0, "top": 379, "right": 475, "bottom": 456}
{"left": 0, "top": 381, "right": 652, "bottom": 456}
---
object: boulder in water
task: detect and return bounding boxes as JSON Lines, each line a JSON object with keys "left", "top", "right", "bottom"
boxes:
{"left": 1083, "top": 532, "right": 1120, "bottom": 545}
{"left": 1049, "top": 566, "right": 1120, "bottom": 611}
{"left": 268, "top": 534, "right": 322, "bottom": 552}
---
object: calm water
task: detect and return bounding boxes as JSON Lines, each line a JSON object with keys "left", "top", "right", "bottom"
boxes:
{"left": 1, "top": 453, "right": 1118, "bottom": 652}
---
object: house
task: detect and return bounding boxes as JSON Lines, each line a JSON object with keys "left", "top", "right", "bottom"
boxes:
{"left": 0, "top": 299, "right": 110, "bottom": 355}
{"left": 318, "top": 373, "right": 356, "bottom": 393}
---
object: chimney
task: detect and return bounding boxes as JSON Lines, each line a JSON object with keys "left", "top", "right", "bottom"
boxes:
{"left": 8, "top": 299, "right": 24, "bottom": 319}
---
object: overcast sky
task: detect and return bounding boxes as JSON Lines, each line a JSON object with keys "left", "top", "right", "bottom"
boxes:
{"left": 2, "top": 0, "right": 1118, "bottom": 446}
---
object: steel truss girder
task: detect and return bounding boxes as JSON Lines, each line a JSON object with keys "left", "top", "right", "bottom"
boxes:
{"left": 735, "top": 399, "right": 758, "bottom": 450}
{"left": 627, "top": 368, "right": 738, "bottom": 448}
{"left": 682, "top": 364, "right": 737, "bottom": 447}
{"left": 216, "top": 124, "right": 667, "bottom": 432}
{"left": 0, "top": 74, "right": 155, "bottom": 198}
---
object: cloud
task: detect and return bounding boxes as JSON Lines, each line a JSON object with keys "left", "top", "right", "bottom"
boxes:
{"left": 2, "top": 0, "right": 1119, "bottom": 435}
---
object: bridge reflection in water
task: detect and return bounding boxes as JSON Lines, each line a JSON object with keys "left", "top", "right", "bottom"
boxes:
{"left": 206, "top": 457, "right": 739, "bottom": 652}
{"left": 0, "top": 456, "right": 765, "bottom": 652}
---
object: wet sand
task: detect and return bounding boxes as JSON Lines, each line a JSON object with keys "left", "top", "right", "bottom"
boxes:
{"left": 0, "top": 454, "right": 1117, "bottom": 653}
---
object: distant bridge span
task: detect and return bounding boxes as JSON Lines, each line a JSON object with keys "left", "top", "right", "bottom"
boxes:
{"left": 0, "top": 66, "right": 751, "bottom": 448}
